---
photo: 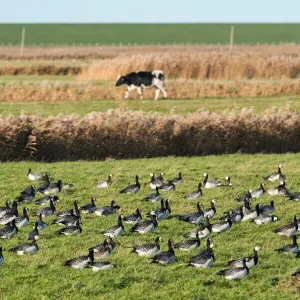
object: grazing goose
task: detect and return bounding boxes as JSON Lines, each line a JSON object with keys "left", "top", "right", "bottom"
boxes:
{"left": 179, "top": 202, "right": 204, "bottom": 225}
{"left": 0, "top": 246, "right": 3, "bottom": 265}
{"left": 36, "top": 174, "right": 51, "bottom": 193}
{"left": 0, "top": 200, "right": 10, "bottom": 218}
{"left": 227, "top": 247, "right": 260, "bottom": 268}
{"left": 104, "top": 215, "right": 124, "bottom": 237}
{"left": 250, "top": 183, "right": 265, "bottom": 199}
{"left": 95, "top": 200, "right": 120, "bottom": 216}
{"left": 203, "top": 173, "right": 221, "bottom": 189}
{"left": 33, "top": 199, "right": 56, "bottom": 217}
{"left": 64, "top": 249, "right": 94, "bottom": 269}
{"left": 27, "top": 168, "right": 47, "bottom": 181}
{"left": 56, "top": 200, "right": 79, "bottom": 218}
{"left": 188, "top": 238, "right": 214, "bottom": 268}
{"left": 242, "top": 204, "right": 260, "bottom": 221}
{"left": 158, "top": 181, "right": 175, "bottom": 191}
{"left": 217, "top": 258, "right": 249, "bottom": 280}
{"left": 35, "top": 195, "right": 59, "bottom": 206}
{"left": 147, "top": 199, "right": 171, "bottom": 220}
{"left": 202, "top": 200, "right": 216, "bottom": 218}
{"left": 143, "top": 187, "right": 161, "bottom": 202}
{"left": 56, "top": 224, "right": 82, "bottom": 236}
{"left": 184, "top": 217, "right": 212, "bottom": 239}
{"left": 120, "top": 176, "right": 140, "bottom": 194}
{"left": 15, "top": 207, "right": 29, "bottom": 228}
{"left": 124, "top": 208, "right": 142, "bottom": 225}
{"left": 0, "top": 220, "right": 18, "bottom": 239}
{"left": 150, "top": 239, "right": 175, "bottom": 266}
{"left": 149, "top": 173, "right": 164, "bottom": 189}
{"left": 273, "top": 216, "right": 298, "bottom": 237}
{"left": 0, "top": 201, "right": 18, "bottom": 225}
{"left": 90, "top": 261, "right": 116, "bottom": 272}
{"left": 185, "top": 183, "right": 203, "bottom": 200}
{"left": 43, "top": 180, "right": 63, "bottom": 195}
{"left": 263, "top": 165, "right": 285, "bottom": 182}
{"left": 275, "top": 236, "right": 298, "bottom": 254}
{"left": 10, "top": 241, "right": 38, "bottom": 255}
{"left": 131, "top": 236, "right": 162, "bottom": 256}
{"left": 174, "top": 232, "right": 200, "bottom": 251}
{"left": 96, "top": 174, "right": 112, "bottom": 189}
{"left": 28, "top": 222, "right": 40, "bottom": 241}
{"left": 17, "top": 186, "right": 35, "bottom": 204}
{"left": 236, "top": 191, "right": 252, "bottom": 203}
{"left": 36, "top": 213, "right": 46, "bottom": 230}
{"left": 52, "top": 209, "right": 81, "bottom": 227}
{"left": 212, "top": 213, "right": 232, "bottom": 233}
{"left": 80, "top": 197, "right": 97, "bottom": 214}
{"left": 170, "top": 172, "right": 183, "bottom": 185}
{"left": 267, "top": 181, "right": 291, "bottom": 197}
{"left": 130, "top": 214, "right": 158, "bottom": 234}
{"left": 251, "top": 214, "right": 278, "bottom": 225}
{"left": 259, "top": 201, "right": 275, "bottom": 215}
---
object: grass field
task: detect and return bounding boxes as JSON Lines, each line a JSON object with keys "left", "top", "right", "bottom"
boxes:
{"left": 0, "top": 24, "right": 300, "bottom": 45}
{"left": 1, "top": 154, "right": 300, "bottom": 299}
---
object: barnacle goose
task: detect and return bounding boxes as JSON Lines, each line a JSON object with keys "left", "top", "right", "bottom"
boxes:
{"left": 96, "top": 174, "right": 112, "bottom": 189}
{"left": 28, "top": 222, "right": 40, "bottom": 241}
{"left": 185, "top": 183, "right": 203, "bottom": 200}
{"left": 263, "top": 165, "right": 285, "bottom": 182}
{"left": 104, "top": 215, "right": 124, "bottom": 237}
{"left": 188, "top": 238, "right": 214, "bottom": 268}
{"left": 130, "top": 214, "right": 158, "bottom": 234}
{"left": 80, "top": 197, "right": 97, "bottom": 214}
{"left": 150, "top": 239, "right": 175, "bottom": 265}
{"left": 179, "top": 202, "right": 204, "bottom": 225}
{"left": 216, "top": 258, "right": 249, "bottom": 280}
{"left": 95, "top": 200, "right": 120, "bottom": 216}
{"left": 0, "top": 220, "right": 18, "bottom": 240}
{"left": 203, "top": 173, "right": 221, "bottom": 189}
{"left": 35, "top": 195, "right": 59, "bottom": 206}
{"left": 124, "top": 208, "right": 142, "bottom": 225}
{"left": 10, "top": 241, "right": 38, "bottom": 255}
{"left": 174, "top": 232, "right": 200, "bottom": 251}
{"left": 64, "top": 249, "right": 94, "bottom": 269}
{"left": 131, "top": 236, "right": 162, "bottom": 256}
{"left": 226, "top": 246, "right": 260, "bottom": 268}
{"left": 170, "top": 172, "right": 183, "bottom": 185}
{"left": 273, "top": 216, "right": 298, "bottom": 237}
{"left": 143, "top": 187, "right": 161, "bottom": 202}
{"left": 120, "top": 176, "right": 140, "bottom": 194}
{"left": 149, "top": 173, "right": 164, "bottom": 189}
{"left": 275, "top": 236, "right": 298, "bottom": 254}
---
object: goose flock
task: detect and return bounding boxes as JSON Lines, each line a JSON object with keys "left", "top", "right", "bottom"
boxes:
{"left": 0, "top": 165, "right": 300, "bottom": 281}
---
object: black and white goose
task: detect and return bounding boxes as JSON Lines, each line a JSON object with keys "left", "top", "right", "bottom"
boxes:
{"left": 0, "top": 201, "right": 18, "bottom": 225}
{"left": 130, "top": 214, "right": 158, "bottom": 234}
{"left": 188, "top": 238, "right": 214, "bottom": 268}
{"left": 56, "top": 200, "right": 79, "bottom": 218}
{"left": 124, "top": 208, "right": 142, "bottom": 225}
{"left": 0, "top": 220, "right": 18, "bottom": 239}
{"left": 289, "top": 192, "right": 300, "bottom": 202}
{"left": 267, "top": 181, "right": 291, "bottom": 197}
{"left": 0, "top": 246, "right": 3, "bottom": 265}
{"left": 52, "top": 209, "right": 81, "bottom": 227}
{"left": 251, "top": 214, "right": 278, "bottom": 225}
{"left": 203, "top": 173, "right": 221, "bottom": 189}
{"left": 273, "top": 216, "right": 298, "bottom": 237}
{"left": 221, "top": 207, "right": 244, "bottom": 223}
{"left": 179, "top": 202, "right": 204, "bottom": 225}
{"left": 15, "top": 207, "right": 29, "bottom": 228}
{"left": 27, "top": 168, "right": 47, "bottom": 181}
{"left": 28, "top": 222, "right": 40, "bottom": 241}
{"left": 250, "top": 183, "right": 265, "bottom": 199}
{"left": 90, "top": 261, "right": 116, "bottom": 272}
{"left": 143, "top": 187, "right": 161, "bottom": 202}
{"left": 149, "top": 173, "right": 164, "bottom": 189}
{"left": 36, "top": 213, "right": 46, "bottom": 230}
{"left": 56, "top": 223, "right": 82, "bottom": 236}
{"left": 202, "top": 200, "right": 216, "bottom": 218}
{"left": 120, "top": 176, "right": 140, "bottom": 194}
{"left": 33, "top": 199, "right": 56, "bottom": 217}
{"left": 64, "top": 249, "right": 94, "bottom": 269}
{"left": 263, "top": 165, "right": 286, "bottom": 182}
{"left": 150, "top": 239, "right": 175, "bottom": 266}
{"left": 36, "top": 174, "right": 51, "bottom": 193}
{"left": 185, "top": 183, "right": 203, "bottom": 200}
{"left": 236, "top": 190, "right": 252, "bottom": 203}
{"left": 216, "top": 258, "right": 249, "bottom": 280}
{"left": 174, "top": 232, "right": 200, "bottom": 251}
{"left": 275, "top": 236, "right": 298, "bottom": 254}
{"left": 259, "top": 201, "right": 275, "bottom": 215}
{"left": 17, "top": 186, "right": 35, "bottom": 204}
{"left": 158, "top": 181, "right": 175, "bottom": 191}
{"left": 0, "top": 200, "right": 10, "bottom": 218}
{"left": 35, "top": 195, "right": 59, "bottom": 206}
{"left": 184, "top": 217, "right": 212, "bottom": 239}
{"left": 95, "top": 200, "right": 120, "bottom": 216}
{"left": 43, "top": 180, "right": 63, "bottom": 195}
{"left": 147, "top": 199, "right": 171, "bottom": 220}
{"left": 131, "top": 236, "right": 162, "bottom": 257}
{"left": 212, "top": 213, "right": 232, "bottom": 233}
{"left": 104, "top": 215, "right": 124, "bottom": 237}
{"left": 90, "top": 237, "right": 117, "bottom": 258}
{"left": 96, "top": 174, "right": 112, "bottom": 189}
{"left": 231, "top": 198, "right": 251, "bottom": 215}
{"left": 227, "top": 247, "right": 260, "bottom": 269}
{"left": 80, "top": 197, "right": 97, "bottom": 214}
{"left": 10, "top": 241, "right": 38, "bottom": 255}
{"left": 170, "top": 172, "right": 183, "bottom": 185}
{"left": 242, "top": 204, "right": 260, "bottom": 221}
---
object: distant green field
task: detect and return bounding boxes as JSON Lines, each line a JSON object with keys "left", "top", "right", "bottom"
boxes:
{"left": 0, "top": 23, "right": 299, "bottom": 45}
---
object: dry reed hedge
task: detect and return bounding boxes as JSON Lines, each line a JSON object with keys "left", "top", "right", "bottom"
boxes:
{"left": 1, "top": 108, "right": 300, "bottom": 161}
{"left": 0, "top": 65, "right": 81, "bottom": 75}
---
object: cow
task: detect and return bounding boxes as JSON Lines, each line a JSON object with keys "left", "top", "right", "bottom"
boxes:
{"left": 115, "top": 70, "right": 167, "bottom": 100}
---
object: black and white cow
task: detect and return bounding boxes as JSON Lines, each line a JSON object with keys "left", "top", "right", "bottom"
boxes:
{"left": 115, "top": 70, "right": 167, "bottom": 100}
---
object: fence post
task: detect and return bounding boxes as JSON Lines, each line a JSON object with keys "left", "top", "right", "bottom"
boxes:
{"left": 20, "top": 27, "right": 26, "bottom": 56}
{"left": 229, "top": 25, "right": 235, "bottom": 52}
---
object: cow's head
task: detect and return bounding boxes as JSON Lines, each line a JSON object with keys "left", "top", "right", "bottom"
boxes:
{"left": 115, "top": 75, "right": 125, "bottom": 86}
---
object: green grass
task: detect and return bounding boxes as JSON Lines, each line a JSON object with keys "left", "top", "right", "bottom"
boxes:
{"left": 1, "top": 154, "right": 300, "bottom": 299}
{"left": 0, "top": 23, "right": 299, "bottom": 45}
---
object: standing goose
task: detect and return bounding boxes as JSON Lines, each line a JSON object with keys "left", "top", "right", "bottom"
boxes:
{"left": 147, "top": 199, "right": 171, "bottom": 220}
{"left": 90, "top": 261, "right": 116, "bottom": 272}
{"left": 143, "top": 187, "right": 161, "bottom": 202}
{"left": 251, "top": 214, "right": 278, "bottom": 225}
{"left": 17, "top": 186, "right": 35, "bottom": 204}
{"left": 250, "top": 183, "right": 265, "bottom": 199}
{"left": 202, "top": 200, "right": 216, "bottom": 218}
{"left": 33, "top": 199, "right": 56, "bottom": 217}
{"left": 217, "top": 258, "right": 249, "bottom": 280}
{"left": 64, "top": 249, "right": 94, "bottom": 269}
{"left": 28, "top": 222, "right": 40, "bottom": 241}
{"left": 10, "top": 241, "right": 38, "bottom": 255}
{"left": 0, "top": 200, "right": 10, "bottom": 218}
{"left": 158, "top": 181, "right": 175, "bottom": 191}
{"left": 0, "top": 201, "right": 18, "bottom": 225}
{"left": 27, "top": 169, "right": 47, "bottom": 181}
{"left": 188, "top": 238, "right": 214, "bottom": 268}
{"left": 43, "top": 180, "right": 62, "bottom": 195}
{"left": 96, "top": 174, "right": 112, "bottom": 189}
{"left": 104, "top": 215, "right": 124, "bottom": 238}
{"left": 275, "top": 236, "right": 298, "bottom": 254}
{"left": 259, "top": 201, "right": 275, "bottom": 215}
{"left": 131, "top": 236, "right": 162, "bottom": 257}
{"left": 174, "top": 232, "right": 200, "bottom": 251}
{"left": 170, "top": 172, "right": 183, "bottom": 185}
{"left": 273, "top": 216, "right": 298, "bottom": 237}
{"left": 263, "top": 165, "right": 285, "bottom": 182}
{"left": 185, "top": 183, "right": 203, "bottom": 200}
{"left": 35, "top": 195, "right": 59, "bottom": 206}
{"left": 15, "top": 207, "right": 29, "bottom": 228}
{"left": 179, "top": 202, "right": 204, "bottom": 225}
{"left": 80, "top": 197, "right": 97, "bottom": 214}
{"left": 0, "top": 220, "right": 18, "bottom": 239}
{"left": 203, "top": 173, "right": 221, "bottom": 189}
{"left": 267, "top": 181, "right": 291, "bottom": 197}
{"left": 242, "top": 204, "right": 260, "bottom": 221}
{"left": 149, "top": 173, "right": 164, "bottom": 189}
{"left": 36, "top": 213, "right": 46, "bottom": 230}
{"left": 120, "top": 176, "right": 140, "bottom": 194}
{"left": 130, "top": 214, "right": 158, "bottom": 234}
{"left": 124, "top": 208, "right": 142, "bottom": 225}
{"left": 212, "top": 213, "right": 232, "bottom": 233}
{"left": 95, "top": 200, "right": 120, "bottom": 216}
{"left": 184, "top": 217, "right": 212, "bottom": 239}
{"left": 150, "top": 239, "right": 175, "bottom": 266}
{"left": 56, "top": 223, "right": 82, "bottom": 236}
{"left": 227, "top": 247, "right": 260, "bottom": 268}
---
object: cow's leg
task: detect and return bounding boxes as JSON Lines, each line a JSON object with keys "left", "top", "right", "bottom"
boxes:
{"left": 160, "top": 87, "right": 168, "bottom": 99}
{"left": 137, "top": 87, "right": 143, "bottom": 100}
{"left": 154, "top": 88, "right": 160, "bottom": 100}
{"left": 124, "top": 88, "right": 130, "bottom": 100}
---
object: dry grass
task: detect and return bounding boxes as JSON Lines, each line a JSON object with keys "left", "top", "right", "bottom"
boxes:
{"left": 0, "top": 65, "right": 81, "bottom": 75}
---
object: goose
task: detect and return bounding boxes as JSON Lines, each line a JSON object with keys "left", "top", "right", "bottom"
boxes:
{"left": 17, "top": 186, "right": 35, "bottom": 204}
{"left": 250, "top": 183, "right": 265, "bottom": 199}
{"left": 236, "top": 191, "right": 252, "bottom": 203}
{"left": 36, "top": 174, "right": 51, "bottom": 193}
{"left": 28, "top": 222, "right": 40, "bottom": 241}
{"left": 0, "top": 220, "right": 18, "bottom": 239}
{"left": 289, "top": 192, "right": 300, "bottom": 202}
{"left": 184, "top": 217, "right": 212, "bottom": 239}
{"left": 10, "top": 241, "right": 38, "bottom": 255}
{"left": 130, "top": 214, "right": 158, "bottom": 234}
{"left": 90, "top": 261, "right": 116, "bottom": 272}
{"left": 15, "top": 207, "right": 29, "bottom": 228}
{"left": 64, "top": 249, "right": 94, "bottom": 269}
{"left": 174, "top": 232, "right": 200, "bottom": 251}
{"left": 267, "top": 181, "right": 291, "bottom": 197}
{"left": 90, "top": 237, "right": 117, "bottom": 256}
{"left": 147, "top": 199, "right": 171, "bottom": 220}
{"left": 21, "top": 185, "right": 35, "bottom": 196}
{"left": 188, "top": 238, "right": 214, "bottom": 268}
{"left": 259, "top": 201, "right": 275, "bottom": 215}
{"left": 52, "top": 209, "right": 81, "bottom": 227}
{"left": 273, "top": 216, "right": 298, "bottom": 237}
{"left": 43, "top": 180, "right": 63, "bottom": 195}
{"left": 104, "top": 215, "right": 124, "bottom": 237}
{"left": 149, "top": 173, "right": 164, "bottom": 189}
{"left": 131, "top": 236, "right": 162, "bottom": 256}
{"left": 143, "top": 187, "right": 161, "bottom": 202}
{"left": 0, "top": 246, "right": 3, "bottom": 265}
{"left": 263, "top": 165, "right": 286, "bottom": 182}
{"left": 35, "top": 195, "right": 59, "bottom": 206}
{"left": 202, "top": 200, "right": 216, "bottom": 218}
{"left": 211, "top": 213, "right": 232, "bottom": 233}
{"left": 0, "top": 200, "right": 10, "bottom": 218}
{"left": 179, "top": 202, "right": 204, "bottom": 225}
{"left": 36, "top": 213, "right": 46, "bottom": 230}
{"left": 120, "top": 176, "right": 140, "bottom": 194}
{"left": 124, "top": 208, "right": 142, "bottom": 225}
{"left": 185, "top": 183, "right": 203, "bottom": 200}
{"left": 95, "top": 200, "right": 120, "bottom": 216}
{"left": 56, "top": 200, "right": 79, "bottom": 218}
{"left": 220, "top": 207, "right": 244, "bottom": 223}
{"left": 96, "top": 174, "right": 112, "bottom": 189}
{"left": 150, "top": 239, "right": 175, "bottom": 266}
{"left": 203, "top": 173, "right": 221, "bottom": 189}
{"left": 27, "top": 168, "right": 47, "bottom": 181}
{"left": 80, "top": 197, "right": 97, "bottom": 214}
{"left": 231, "top": 198, "right": 251, "bottom": 214}
{"left": 0, "top": 201, "right": 18, "bottom": 225}
{"left": 251, "top": 214, "right": 278, "bottom": 225}
{"left": 227, "top": 247, "right": 260, "bottom": 268}
{"left": 33, "top": 199, "right": 56, "bottom": 217}
{"left": 170, "top": 172, "right": 183, "bottom": 185}
{"left": 242, "top": 204, "right": 260, "bottom": 221}
{"left": 158, "top": 181, "right": 175, "bottom": 191}
{"left": 56, "top": 224, "right": 82, "bottom": 236}
{"left": 217, "top": 258, "right": 249, "bottom": 280}
{"left": 275, "top": 236, "right": 298, "bottom": 254}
